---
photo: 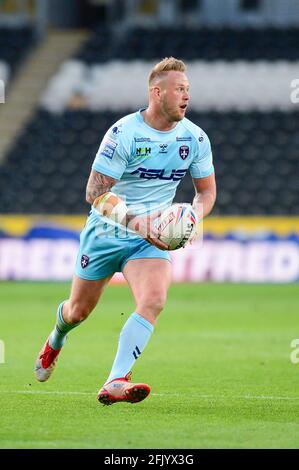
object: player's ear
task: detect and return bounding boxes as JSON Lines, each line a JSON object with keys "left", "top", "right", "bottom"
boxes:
{"left": 151, "top": 85, "right": 161, "bottom": 100}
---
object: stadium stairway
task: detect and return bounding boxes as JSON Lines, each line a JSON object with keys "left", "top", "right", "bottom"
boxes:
{"left": 0, "top": 29, "right": 88, "bottom": 163}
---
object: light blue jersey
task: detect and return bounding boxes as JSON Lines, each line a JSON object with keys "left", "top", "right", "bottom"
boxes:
{"left": 76, "top": 109, "right": 214, "bottom": 280}
{"left": 90, "top": 108, "right": 214, "bottom": 239}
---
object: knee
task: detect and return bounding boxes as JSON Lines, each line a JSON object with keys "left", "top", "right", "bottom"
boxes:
{"left": 64, "top": 301, "right": 93, "bottom": 324}
{"left": 138, "top": 292, "right": 167, "bottom": 318}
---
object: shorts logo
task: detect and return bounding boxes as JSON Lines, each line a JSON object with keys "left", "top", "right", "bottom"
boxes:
{"left": 81, "top": 255, "right": 89, "bottom": 269}
{"left": 179, "top": 145, "right": 189, "bottom": 160}
{"left": 100, "top": 138, "right": 118, "bottom": 159}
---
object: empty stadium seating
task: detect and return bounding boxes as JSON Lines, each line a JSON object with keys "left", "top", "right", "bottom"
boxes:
{"left": 0, "top": 109, "right": 297, "bottom": 215}
{"left": 0, "top": 26, "right": 34, "bottom": 76}
{"left": 1, "top": 25, "right": 298, "bottom": 216}
{"left": 40, "top": 60, "right": 299, "bottom": 113}
{"left": 75, "top": 27, "right": 299, "bottom": 63}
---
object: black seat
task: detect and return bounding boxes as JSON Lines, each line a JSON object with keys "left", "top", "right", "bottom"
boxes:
{"left": 0, "top": 106, "right": 298, "bottom": 215}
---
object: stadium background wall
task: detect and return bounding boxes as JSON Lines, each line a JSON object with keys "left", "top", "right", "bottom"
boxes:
{"left": 0, "top": 215, "right": 298, "bottom": 283}
{"left": 1, "top": 1, "right": 298, "bottom": 285}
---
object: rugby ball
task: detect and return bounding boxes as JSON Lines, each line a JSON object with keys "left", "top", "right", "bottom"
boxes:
{"left": 155, "top": 203, "right": 197, "bottom": 250}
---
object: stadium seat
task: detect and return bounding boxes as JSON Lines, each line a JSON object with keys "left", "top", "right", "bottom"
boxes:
{"left": 0, "top": 109, "right": 298, "bottom": 215}
{"left": 1, "top": 25, "right": 298, "bottom": 216}
{"left": 75, "top": 27, "right": 299, "bottom": 63}
{"left": 0, "top": 27, "right": 34, "bottom": 77}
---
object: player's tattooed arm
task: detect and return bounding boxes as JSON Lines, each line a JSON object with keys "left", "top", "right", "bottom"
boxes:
{"left": 88, "top": 170, "right": 168, "bottom": 250}
{"left": 86, "top": 170, "right": 117, "bottom": 204}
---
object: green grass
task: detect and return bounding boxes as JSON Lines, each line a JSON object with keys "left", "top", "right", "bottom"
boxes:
{"left": 0, "top": 282, "right": 299, "bottom": 449}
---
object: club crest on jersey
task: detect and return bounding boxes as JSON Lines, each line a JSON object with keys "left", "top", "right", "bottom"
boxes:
{"left": 179, "top": 145, "right": 189, "bottom": 160}
{"left": 81, "top": 255, "right": 89, "bottom": 269}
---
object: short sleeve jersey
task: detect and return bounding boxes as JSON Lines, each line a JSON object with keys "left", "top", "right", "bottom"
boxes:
{"left": 90, "top": 109, "right": 214, "bottom": 238}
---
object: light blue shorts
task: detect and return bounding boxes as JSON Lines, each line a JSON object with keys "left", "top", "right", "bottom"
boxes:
{"left": 75, "top": 217, "right": 171, "bottom": 281}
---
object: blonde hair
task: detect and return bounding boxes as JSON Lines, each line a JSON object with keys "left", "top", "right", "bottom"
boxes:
{"left": 149, "top": 57, "right": 187, "bottom": 86}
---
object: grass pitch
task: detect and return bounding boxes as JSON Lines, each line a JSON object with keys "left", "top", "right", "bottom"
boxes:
{"left": 0, "top": 282, "right": 298, "bottom": 449}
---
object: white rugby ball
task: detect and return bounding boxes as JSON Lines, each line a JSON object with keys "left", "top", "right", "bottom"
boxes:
{"left": 155, "top": 203, "right": 197, "bottom": 250}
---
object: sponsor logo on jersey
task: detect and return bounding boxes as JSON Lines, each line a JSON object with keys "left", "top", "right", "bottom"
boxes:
{"left": 179, "top": 145, "right": 189, "bottom": 160}
{"left": 112, "top": 124, "right": 122, "bottom": 135}
{"left": 131, "top": 167, "right": 187, "bottom": 181}
{"left": 176, "top": 136, "right": 192, "bottom": 142}
{"left": 159, "top": 143, "right": 168, "bottom": 153}
{"left": 100, "top": 138, "right": 118, "bottom": 160}
{"left": 134, "top": 137, "right": 151, "bottom": 142}
{"left": 136, "top": 147, "right": 151, "bottom": 157}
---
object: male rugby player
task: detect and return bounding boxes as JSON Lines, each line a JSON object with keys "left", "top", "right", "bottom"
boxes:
{"left": 34, "top": 57, "right": 216, "bottom": 405}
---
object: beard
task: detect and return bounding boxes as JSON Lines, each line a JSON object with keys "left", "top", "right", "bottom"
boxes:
{"left": 161, "top": 98, "right": 184, "bottom": 122}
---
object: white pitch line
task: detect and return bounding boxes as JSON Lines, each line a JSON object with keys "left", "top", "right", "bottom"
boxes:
{"left": 154, "top": 393, "right": 299, "bottom": 401}
{"left": 0, "top": 390, "right": 299, "bottom": 401}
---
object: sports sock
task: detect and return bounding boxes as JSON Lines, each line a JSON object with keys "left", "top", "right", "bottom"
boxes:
{"left": 105, "top": 312, "right": 154, "bottom": 383}
{"left": 48, "top": 302, "right": 80, "bottom": 350}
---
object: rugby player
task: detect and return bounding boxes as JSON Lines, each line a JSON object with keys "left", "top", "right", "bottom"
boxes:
{"left": 34, "top": 57, "right": 216, "bottom": 405}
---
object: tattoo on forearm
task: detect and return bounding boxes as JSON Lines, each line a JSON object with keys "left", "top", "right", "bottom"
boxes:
{"left": 86, "top": 171, "right": 117, "bottom": 204}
